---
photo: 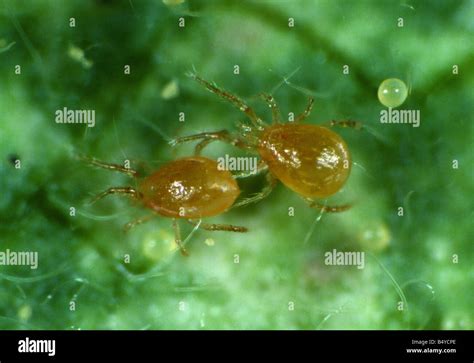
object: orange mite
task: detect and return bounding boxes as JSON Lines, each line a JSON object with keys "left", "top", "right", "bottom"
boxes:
{"left": 172, "top": 73, "right": 361, "bottom": 212}
{"left": 258, "top": 123, "right": 351, "bottom": 200}
{"left": 84, "top": 155, "right": 247, "bottom": 255}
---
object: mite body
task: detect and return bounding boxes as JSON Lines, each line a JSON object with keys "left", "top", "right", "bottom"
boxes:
{"left": 139, "top": 156, "right": 240, "bottom": 218}
{"left": 85, "top": 156, "right": 247, "bottom": 255}
{"left": 172, "top": 74, "right": 361, "bottom": 212}
{"left": 258, "top": 123, "right": 351, "bottom": 199}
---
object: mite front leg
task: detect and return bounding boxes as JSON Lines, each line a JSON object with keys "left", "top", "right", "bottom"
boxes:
{"left": 232, "top": 172, "right": 277, "bottom": 208}
{"left": 307, "top": 199, "right": 352, "bottom": 213}
{"left": 187, "top": 220, "right": 248, "bottom": 233}
{"left": 187, "top": 72, "right": 266, "bottom": 129}
{"left": 259, "top": 93, "right": 281, "bottom": 124}
{"left": 232, "top": 160, "right": 268, "bottom": 179}
{"left": 325, "top": 120, "right": 363, "bottom": 130}
{"left": 172, "top": 219, "right": 189, "bottom": 256}
{"left": 123, "top": 214, "right": 157, "bottom": 232}
{"left": 78, "top": 155, "right": 139, "bottom": 177}
{"left": 170, "top": 130, "right": 253, "bottom": 155}
{"left": 294, "top": 97, "right": 315, "bottom": 123}
{"left": 89, "top": 187, "right": 140, "bottom": 205}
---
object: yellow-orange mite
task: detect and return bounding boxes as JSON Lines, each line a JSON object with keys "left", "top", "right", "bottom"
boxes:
{"left": 139, "top": 156, "right": 240, "bottom": 218}
{"left": 172, "top": 73, "right": 360, "bottom": 213}
{"left": 85, "top": 155, "right": 246, "bottom": 256}
{"left": 258, "top": 123, "right": 351, "bottom": 198}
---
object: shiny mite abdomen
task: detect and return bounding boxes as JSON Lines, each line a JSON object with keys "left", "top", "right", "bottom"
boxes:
{"left": 139, "top": 156, "right": 240, "bottom": 218}
{"left": 258, "top": 123, "right": 351, "bottom": 198}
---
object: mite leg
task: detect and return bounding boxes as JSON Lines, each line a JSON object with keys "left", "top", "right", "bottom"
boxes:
{"left": 187, "top": 220, "right": 248, "bottom": 233}
{"left": 172, "top": 219, "right": 189, "bottom": 256}
{"left": 259, "top": 93, "right": 281, "bottom": 124}
{"left": 79, "top": 155, "right": 139, "bottom": 177}
{"left": 294, "top": 97, "right": 315, "bottom": 123}
{"left": 233, "top": 160, "right": 268, "bottom": 179}
{"left": 325, "top": 120, "right": 363, "bottom": 130}
{"left": 89, "top": 187, "right": 140, "bottom": 205}
{"left": 170, "top": 130, "right": 253, "bottom": 155}
{"left": 123, "top": 214, "right": 157, "bottom": 232}
{"left": 307, "top": 199, "right": 352, "bottom": 213}
{"left": 232, "top": 172, "right": 277, "bottom": 208}
{"left": 187, "top": 72, "right": 266, "bottom": 129}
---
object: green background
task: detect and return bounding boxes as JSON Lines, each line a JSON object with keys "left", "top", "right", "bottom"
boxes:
{"left": 0, "top": 0, "right": 472, "bottom": 329}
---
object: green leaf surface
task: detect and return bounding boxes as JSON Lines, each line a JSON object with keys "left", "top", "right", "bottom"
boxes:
{"left": 0, "top": 0, "right": 472, "bottom": 329}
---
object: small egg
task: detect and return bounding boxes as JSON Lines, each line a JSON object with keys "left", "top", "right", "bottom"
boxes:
{"left": 358, "top": 222, "right": 391, "bottom": 252}
{"left": 204, "top": 238, "right": 215, "bottom": 246}
{"left": 18, "top": 304, "right": 32, "bottom": 321}
{"left": 141, "top": 230, "right": 176, "bottom": 262}
{"left": 377, "top": 78, "right": 408, "bottom": 108}
{"left": 68, "top": 45, "right": 93, "bottom": 69}
{"left": 161, "top": 79, "right": 180, "bottom": 100}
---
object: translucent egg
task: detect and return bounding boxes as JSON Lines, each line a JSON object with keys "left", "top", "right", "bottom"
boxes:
{"left": 377, "top": 78, "right": 408, "bottom": 108}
